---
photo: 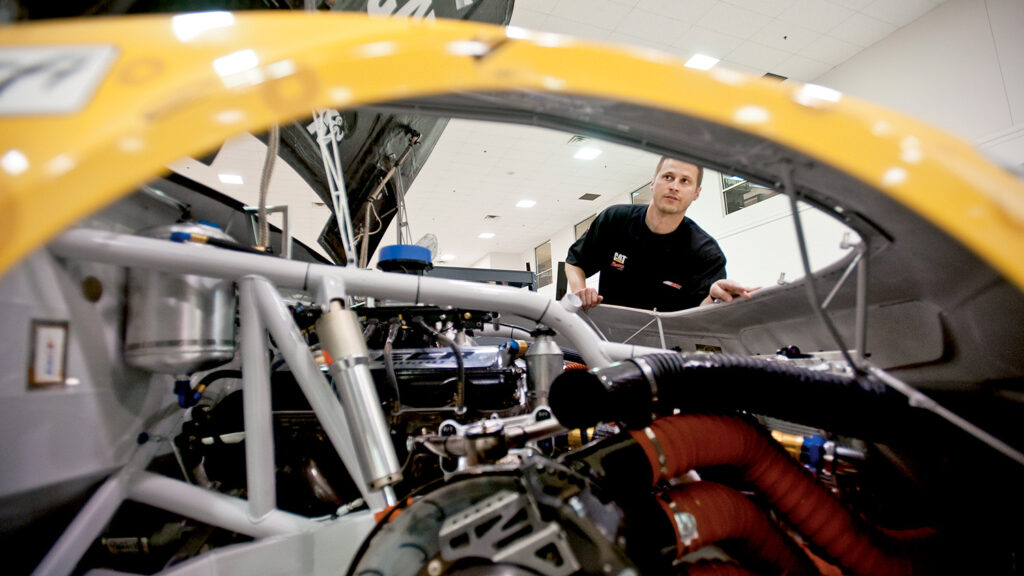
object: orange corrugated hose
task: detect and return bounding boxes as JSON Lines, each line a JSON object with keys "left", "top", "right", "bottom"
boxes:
{"left": 629, "top": 414, "right": 923, "bottom": 576}
{"left": 563, "top": 361, "right": 588, "bottom": 371}
{"left": 658, "top": 481, "right": 819, "bottom": 576}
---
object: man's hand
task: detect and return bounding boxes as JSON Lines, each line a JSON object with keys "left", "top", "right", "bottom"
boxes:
{"left": 564, "top": 262, "right": 602, "bottom": 310}
{"left": 701, "top": 279, "right": 761, "bottom": 306}
{"left": 574, "top": 287, "right": 604, "bottom": 310}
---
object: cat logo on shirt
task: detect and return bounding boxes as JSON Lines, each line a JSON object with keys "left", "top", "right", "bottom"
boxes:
{"left": 611, "top": 252, "right": 627, "bottom": 270}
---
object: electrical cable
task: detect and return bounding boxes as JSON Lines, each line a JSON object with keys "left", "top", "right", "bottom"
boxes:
{"left": 782, "top": 164, "right": 860, "bottom": 374}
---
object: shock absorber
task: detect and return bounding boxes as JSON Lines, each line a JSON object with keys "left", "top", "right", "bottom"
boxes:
{"left": 317, "top": 300, "right": 402, "bottom": 491}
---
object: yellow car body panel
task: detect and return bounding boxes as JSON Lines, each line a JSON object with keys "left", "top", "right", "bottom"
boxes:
{"left": 0, "top": 12, "right": 1022, "bottom": 288}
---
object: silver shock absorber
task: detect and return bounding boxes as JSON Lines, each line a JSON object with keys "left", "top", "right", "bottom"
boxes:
{"left": 317, "top": 301, "right": 403, "bottom": 492}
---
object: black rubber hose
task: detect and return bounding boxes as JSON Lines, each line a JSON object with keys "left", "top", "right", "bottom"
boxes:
{"left": 548, "top": 352, "right": 929, "bottom": 438}
{"left": 197, "top": 369, "right": 242, "bottom": 389}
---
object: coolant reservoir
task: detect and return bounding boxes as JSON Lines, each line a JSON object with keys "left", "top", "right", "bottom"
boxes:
{"left": 525, "top": 327, "right": 563, "bottom": 406}
{"left": 124, "top": 221, "right": 237, "bottom": 374}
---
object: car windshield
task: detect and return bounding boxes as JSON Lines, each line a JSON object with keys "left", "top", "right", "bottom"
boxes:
{"left": 165, "top": 101, "right": 862, "bottom": 305}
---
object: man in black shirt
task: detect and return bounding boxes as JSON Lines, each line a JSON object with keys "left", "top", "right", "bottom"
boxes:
{"left": 565, "top": 157, "right": 757, "bottom": 311}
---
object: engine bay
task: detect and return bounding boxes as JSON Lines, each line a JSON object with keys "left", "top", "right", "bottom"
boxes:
{"left": 8, "top": 184, "right": 1017, "bottom": 575}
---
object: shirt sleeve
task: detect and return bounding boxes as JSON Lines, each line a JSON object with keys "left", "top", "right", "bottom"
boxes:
{"left": 565, "top": 211, "right": 606, "bottom": 276}
{"left": 693, "top": 243, "right": 727, "bottom": 296}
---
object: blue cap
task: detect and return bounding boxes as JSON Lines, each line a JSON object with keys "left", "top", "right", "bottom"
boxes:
{"left": 378, "top": 244, "right": 432, "bottom": 265}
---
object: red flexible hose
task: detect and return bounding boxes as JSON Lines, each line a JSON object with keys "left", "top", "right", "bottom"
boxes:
{"left": 682, "top": 562, "right": 761, "bottom": 576}
{"left": 658, "top": 481, "right": 819, "bottom": 576}
{"left": 629, "top": 414, "right": 922, "bottom": 576}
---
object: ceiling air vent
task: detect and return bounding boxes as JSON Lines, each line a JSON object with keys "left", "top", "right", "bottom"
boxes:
{"left": 484, "top": 214, "right": 500, "bottom": 220}
{"left": 578, "top": 193, "right": 601, "bottom": 201}
{"left": 763, "top": 72, "right": 787, "bottom": 82}
{"left": 567, "top": 135, "right": 588, "bottom": 145}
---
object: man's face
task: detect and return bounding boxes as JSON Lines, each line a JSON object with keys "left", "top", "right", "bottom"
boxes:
{"left": 650, "top": 158, "right": 701, "bottom": 216}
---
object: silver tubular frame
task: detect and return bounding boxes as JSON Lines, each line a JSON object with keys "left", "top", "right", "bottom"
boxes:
{"left": 51, "top": 229, "right": 619, "bottom": 366}
{"left": 39, "top": 227, "right": 646, "bottom": 576}
{"left": 239, "top": 276, "right": 278, "bottom": 520}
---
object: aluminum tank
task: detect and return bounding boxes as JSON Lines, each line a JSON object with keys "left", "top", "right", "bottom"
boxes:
{"left": 525, "top": 329, "right": 563, "bottom": 406}
{"left": 124, "top": 222, "right": 237, "bottom": 374}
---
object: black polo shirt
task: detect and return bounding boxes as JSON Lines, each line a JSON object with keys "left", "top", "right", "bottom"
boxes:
{"left": 566, "top": 204, "right": 726, "bottom": 311}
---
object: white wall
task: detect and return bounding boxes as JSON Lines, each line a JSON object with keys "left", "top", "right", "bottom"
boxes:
{"left": 526, "top": 188, "right": 635, "bottom": 299}
{"left": 815, "top": 0, "right": 1024, "bottom": 167}
{"left": 472, "top": 252, "right": 526, "bottom": 270}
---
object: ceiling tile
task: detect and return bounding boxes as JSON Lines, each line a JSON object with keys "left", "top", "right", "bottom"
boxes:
{"left": 540, "top": 15, "right": 613, "bottom": 42}
{"left": 728, "top": 40, "right": 792, "bottom": 72}
{"left": 607, "top": 32, "right": 675, "bottom": 53}
{"left": 673, "top": 25, "right": 745, "bottom": 58}
{"left": 514, "top": 0, "right": 558, "bottom": 15}
{"left": 698, "top": 2, "right": 769, "bottom": 37}
{"left": 722, "top": 0, "right": 796, "bottom": 18}
{"left": 717, "top": 59, "right": 763, "bottom": 77}
{"left": 606, "top": 0, "right": 640, "bottom": 6}
{"left": 861, "top": 0, "right": 938, "bottom": 27}
{"left": 771, "top": 53, "right": 834, "bottom": 81}
{"left": 803, "top": 33, "right": 863, "bottom": 64}
{"left": 778, "top": 0, "right": 855, "bottom": 33}
{"left": 552, "top": 0, "right": 634, "bottom": 30}
{"left": 827, "top": 0, "right": 873, "bottom": 10}
{"left": 614, "top": 8, "right": 689, "bottom": 46}
{"left": 509, "top": 8, "right": 549, "bottom": 29}
{"left": 637, "top": 0, "right": 717, "bottom": 21}
{"left": 828, "top": 12, "right": 896, "bottom": 47}
{"left": 751, "top": 19, "right": 820, "bottom": 52}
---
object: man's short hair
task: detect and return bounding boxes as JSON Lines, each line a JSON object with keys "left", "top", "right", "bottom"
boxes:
{"left": 656, "top": 156, "right": 704, "bottom": 187}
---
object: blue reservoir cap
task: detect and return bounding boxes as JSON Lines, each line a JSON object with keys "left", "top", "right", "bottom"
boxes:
{"left": 169, "top": 231, "right": 190, "bottom": 243}
{"left": 379, "top": 244, "right": 432, "bottom": 264}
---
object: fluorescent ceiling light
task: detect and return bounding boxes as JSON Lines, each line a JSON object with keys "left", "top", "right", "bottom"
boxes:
{"left": 685, "top": 53, "right": 719, "bottom": 70}
{"left": 438, "top": 253, "right": 456, "bottom": 261}
{"left": 574, "top": 147, "right": 602, "bottom": 160}
{"left": 478, "top": 232, "right": 495, "bottom": 239}
{"left": 218, "top": 173, "right": 244, "bottom": 185}
{"left": 516, "top": 199, "right": 537, "bottom": 208}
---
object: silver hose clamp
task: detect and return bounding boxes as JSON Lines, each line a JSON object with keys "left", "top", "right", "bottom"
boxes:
{"left": 643, "top": 426, "right": 669, "bottom": 478}
{"left": 664, "top": 498, "right": 698, "bottom": 548}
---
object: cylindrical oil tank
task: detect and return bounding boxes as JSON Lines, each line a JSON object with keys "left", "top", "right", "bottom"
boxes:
{"left": 124, "top": 221, "right": 237, "bottom": 374}
{"left": 525, "top": 328, "right": 563, "bottom": 406}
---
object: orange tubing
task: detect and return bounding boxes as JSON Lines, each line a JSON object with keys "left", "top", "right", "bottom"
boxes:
{"left": 629, "top": 414, "right": 922, "bottom": 576}
{"left": 658, "top": 481, "right": 819, "bottom": 576}
{"left": 682, "top": 562, "right": 761, "bottom": 576}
